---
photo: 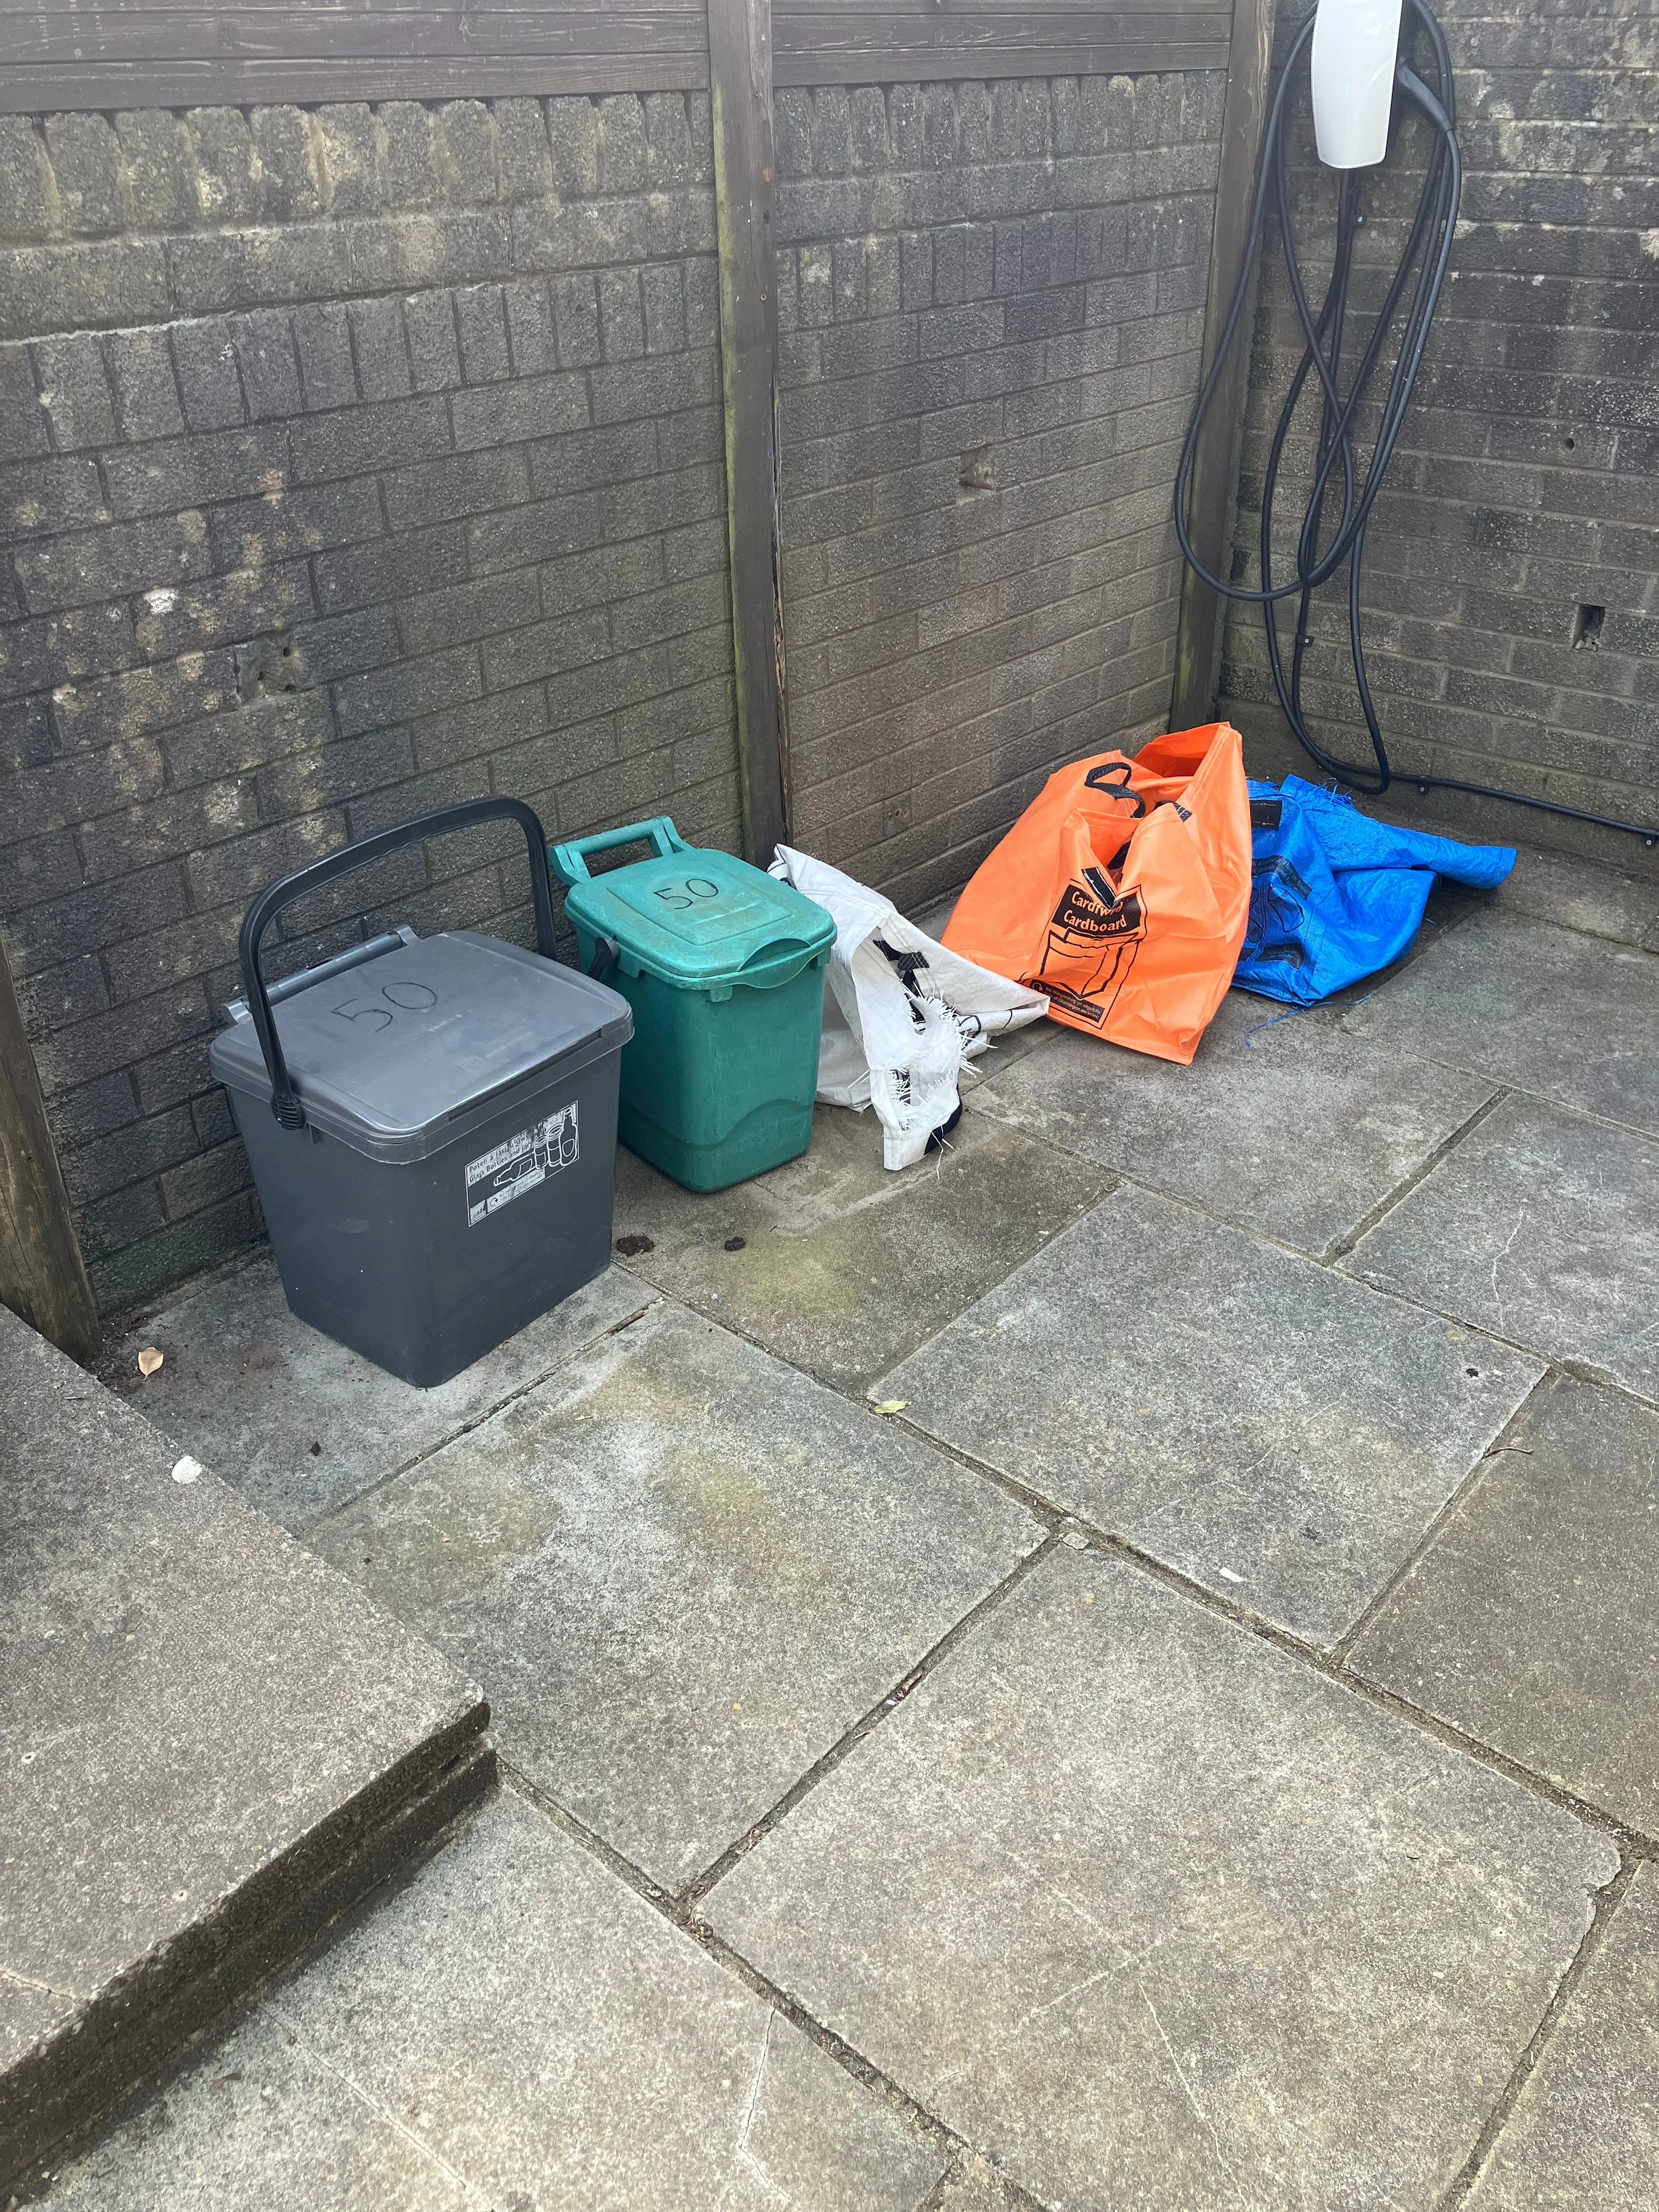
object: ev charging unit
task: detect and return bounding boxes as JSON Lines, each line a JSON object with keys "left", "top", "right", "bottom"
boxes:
{"left": 1175, "top": 0, "right": 1657, "bottom": 849}
{"left": 1310, "top": 0, "right": 1407, "bottom": 169}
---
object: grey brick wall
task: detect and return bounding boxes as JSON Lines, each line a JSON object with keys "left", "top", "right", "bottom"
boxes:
{"left": 0, "top": 94, "right": 741, "bottom": 1314}
{"left": 774, "top": 72, "right": 1225, "bottom": 916}
{"left": 1219, "top": 0, "right": 1659, "bottom": 861}
{"left": 6, "top": 30, "right": 1649, "bottom": 1321}
{"left": 2, "top": 68, "right": 1237, "bottom": 1322}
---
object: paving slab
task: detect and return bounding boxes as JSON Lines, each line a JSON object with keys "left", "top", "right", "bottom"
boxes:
{"left": 1345, "top": 1094, "right": 1659, "bottom": 1399}
{"left": 611, "top": 1103, "right": 1109, "bottom": 1392}
{"left": 930, "top": 2156, "right": 1028, "bottom": 2212}
{"left": 36, "top": 2007, "right": 472, "bottom": 2212}
{"left": 708, "top": 1546, "right": 1616, "bottom": 2212}
{"left": 1348, "top": 1376, "right": 1659, "bottom": 1836}
{"left": 0, "top": 1304, "right": 489, "bottom": 2189}
{"left": 1483, "top": 842, "right": 1659, "bottom": 954}
{"left": 1466, "top": 1863, "right": 1659, "bottom": 2212}
{"left": 970, "top": 985, "right": 1494, "bottom": 1257}
{"left": 104, "top": 1254, "right": 653, "bottom": 1528}
{"left": 876, "top": 1183, "right": 1541, "bottom": 1646}
{"left": 309, "top": 1300, "right": 1043, "bottom": 1889}
{"left": 1341, "top": 910, "right": 1659, "bottom": 1134}
{"left": 42, "top": 1791, "right": 945, "bottom": 2211}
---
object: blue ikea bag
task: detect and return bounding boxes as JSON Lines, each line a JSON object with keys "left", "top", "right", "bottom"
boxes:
{"left": 1235, "top": 777, "right": 1515, "bottom": 1005}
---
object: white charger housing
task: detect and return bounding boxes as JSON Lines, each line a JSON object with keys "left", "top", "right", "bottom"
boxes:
{"left": 1311, "top": 0, "right": 1406, "bottom": 167}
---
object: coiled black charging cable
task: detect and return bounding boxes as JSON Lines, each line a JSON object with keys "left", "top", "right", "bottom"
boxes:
{"left": 1174, "top": 0, "right": 1658, "bottom": 847}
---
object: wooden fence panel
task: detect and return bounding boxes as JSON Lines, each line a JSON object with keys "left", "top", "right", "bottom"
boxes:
{"left": 2, "top": 0, "right": 1230, "bottom": 110}
{"left": 775, "top": 0, "right": 1231, "bottom": 86}
{"left": 0, "top": 0, "right": 712, "bottom": 107}
{"left": 0, "top": 940, "right": 100, "bottom": 1364}
{"left": 708, "top": 0, "right": 791, "bottom": 861}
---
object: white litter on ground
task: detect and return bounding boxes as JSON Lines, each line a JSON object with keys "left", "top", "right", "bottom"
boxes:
{"left": 770, "top": 846, "right": 1047, "bottom": 1170}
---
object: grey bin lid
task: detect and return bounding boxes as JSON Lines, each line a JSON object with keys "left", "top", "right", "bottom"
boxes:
{"left": 210, "top": 932, "right": 633, "bottom": 1164}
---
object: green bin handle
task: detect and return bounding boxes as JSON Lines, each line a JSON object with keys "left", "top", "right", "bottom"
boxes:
{"left": 550, "top": 816, "right": 689, "bottom": 885}
{"left": 733, "top": 938, "right": 821, "bottom": 991}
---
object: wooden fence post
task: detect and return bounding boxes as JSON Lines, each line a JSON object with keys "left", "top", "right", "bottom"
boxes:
{"left": 707, "top": 0, "right": 790, "bottom": 865}
{"left": 0, "top": 938, "right": 99, "bottom": 1363}
{"left": 1171, "top": 0, "right": 1278, "bottom": 729}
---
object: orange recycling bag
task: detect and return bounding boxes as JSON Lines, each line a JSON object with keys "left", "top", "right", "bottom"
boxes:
{"left": 942, "top": 724, "right": 1251, "bottom": 1064}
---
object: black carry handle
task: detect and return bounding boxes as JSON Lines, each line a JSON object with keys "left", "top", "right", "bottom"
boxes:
{"left": 1084, "top": 759, "right": 1148, "bottom": 817}
{"left": 238, "top": 796, "right": 558, "bottom": 1132}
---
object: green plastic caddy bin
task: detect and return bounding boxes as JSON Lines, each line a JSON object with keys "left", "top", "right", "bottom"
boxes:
{"left": 551, "top": 818, "right": 836, "bottom": 1192}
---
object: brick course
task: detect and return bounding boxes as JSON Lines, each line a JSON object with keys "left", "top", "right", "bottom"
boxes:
{"left": 774, "top": 70, "right": 1225, "bottom": 917}
{"left": 1, "top": 72, "right": 1236, "bottom": 1319}
{"left": 1219, "top": 0, "right": 1659, "bottom": 860}
{"left": 0, "top": 92, "right": 741, "bottom": 1314}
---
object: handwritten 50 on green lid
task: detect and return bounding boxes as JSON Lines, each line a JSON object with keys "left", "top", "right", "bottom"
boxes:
{"left": 550, "top": 816, "right": 836, "bottom": 991}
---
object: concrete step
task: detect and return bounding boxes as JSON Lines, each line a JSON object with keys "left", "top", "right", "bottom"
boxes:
{"left": 0, "top": 1304, "right": 493, "bottom": 2191}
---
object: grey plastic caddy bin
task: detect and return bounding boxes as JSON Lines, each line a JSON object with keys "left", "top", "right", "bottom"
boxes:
{"left": 211, "top": 797, "right": 632, "bottom": 1388}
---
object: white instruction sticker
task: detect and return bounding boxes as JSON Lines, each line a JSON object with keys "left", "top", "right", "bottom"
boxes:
{"left": 466, "top": 1104, "right": 579, "bottom": 1226}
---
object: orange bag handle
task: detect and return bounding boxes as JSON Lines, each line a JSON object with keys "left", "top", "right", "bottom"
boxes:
{"left": 1083, "top": 759, "right": 1148, "bottom": 815}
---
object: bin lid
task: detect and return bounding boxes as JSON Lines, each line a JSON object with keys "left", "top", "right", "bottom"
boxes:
{"left": 209, "top": 932, "right": 632, "bottom": 1163}
{"left": 561, "top": 848, "right": 835, "bottom": 989}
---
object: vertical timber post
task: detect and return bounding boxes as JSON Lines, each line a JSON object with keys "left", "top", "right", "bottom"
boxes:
{"left": 707, "top": 0, "right": 789, "bottom": 864}
{"left": 0, "top": 935, "right": 99, "bottom": 1363}
{"left": 1171, "top": 0, "right": 1277, "bottom": 728}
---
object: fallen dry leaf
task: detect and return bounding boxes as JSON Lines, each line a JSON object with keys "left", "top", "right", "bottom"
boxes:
{"left": 137, "top": 1346, "right": 163, "bottom": 1378}
{"left": 872, "top": 1398, "right": 909, "bottom": 1417}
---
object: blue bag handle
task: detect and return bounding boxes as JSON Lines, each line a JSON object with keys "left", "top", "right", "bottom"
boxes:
{"left": 550, "top": 817, "right": 688, "bottom": 885}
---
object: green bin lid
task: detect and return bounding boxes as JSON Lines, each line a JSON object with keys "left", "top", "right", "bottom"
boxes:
{"left": 552, "top": 820, "right": 834, "bottom": 990}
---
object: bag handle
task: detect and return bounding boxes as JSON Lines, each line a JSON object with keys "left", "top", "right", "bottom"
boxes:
{"left": 238, "top": 795, "right": 557, "bottom": 1132}
{"left": 549, "top": 816, "right": 688, "bottom": 885}
{"left": 1084, "top": 759, "right": 1148, "bottom": 816}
